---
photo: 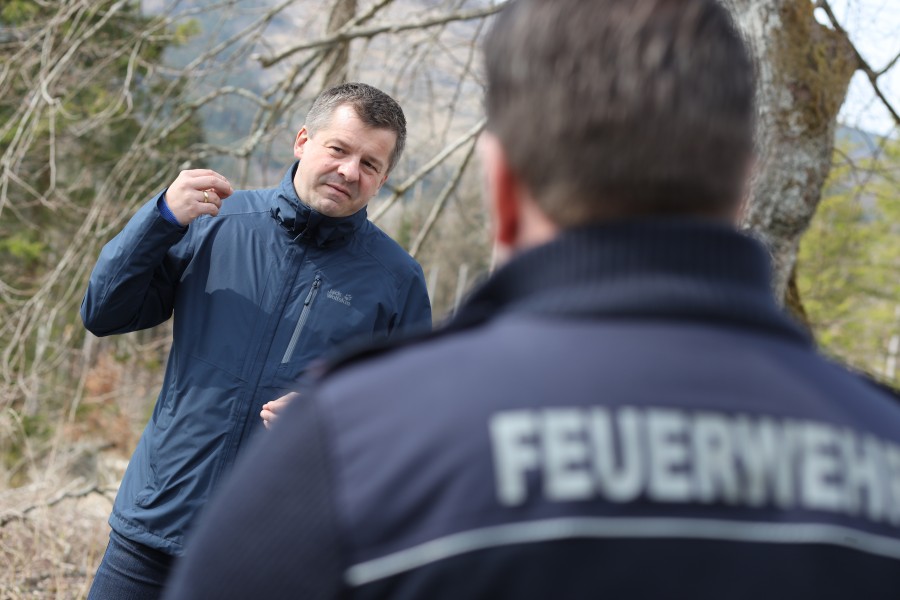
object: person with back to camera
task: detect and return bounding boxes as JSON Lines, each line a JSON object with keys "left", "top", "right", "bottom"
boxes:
{"left": 163, "top": 1, "right": 900, "bottom": 598}
{"left": 81, "top": 82, "right": 431, "bottom": 598}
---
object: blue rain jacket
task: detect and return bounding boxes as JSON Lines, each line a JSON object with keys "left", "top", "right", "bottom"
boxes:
{"left": 81, "top": 162, "right": 431, "bottom": 554}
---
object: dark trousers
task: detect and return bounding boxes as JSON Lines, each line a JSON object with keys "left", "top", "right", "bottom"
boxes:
{"left": 88, "top": 530, "right": 175, "bottom": 600}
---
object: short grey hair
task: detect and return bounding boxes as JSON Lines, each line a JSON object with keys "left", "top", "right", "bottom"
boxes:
{"left": 305, "top": 82, "right": 407, "bottom": 174}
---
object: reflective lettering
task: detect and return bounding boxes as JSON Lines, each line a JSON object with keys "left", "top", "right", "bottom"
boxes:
{"left": 542, "top": 409, "right": 593, "bottom": 501}
{"left": 487, "top": 404, "right": 900, "bottom": 532}
{"left": 732, "top": 416, "right": 797, "bottom": 508}
{"left": 801, "top": 423, "right": 844, "bottom": 512}
{"left": 589, "top": 407, "right": 644, "bottom": 502}
{"left": 647, "top": 409, "right": 691, "bottom": 502}
{"left": 883, "top": 444, "right": 900, "bottom": 525}
{"left": 836, "top": 431, "right": 885, "bottom": 521}
{"left": 693, "top": 412, "right": 739, "bottom": 504}
{"left": 490, "top": 411, "right": 539, "bottom": 506}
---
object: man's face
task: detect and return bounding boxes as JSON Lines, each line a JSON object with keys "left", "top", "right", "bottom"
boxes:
{"left": 292, "top": 104, "right": 396, "bottom": 218}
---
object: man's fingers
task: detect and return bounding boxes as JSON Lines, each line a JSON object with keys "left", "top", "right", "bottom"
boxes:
{"left": 270, "top": 398, "right": 290, "bottom": 409}
{"left": 163, "top": 169, "right": 234, "bottom": 225}
{"left": 264, "top": 393, "right": 300, "bottom": 413}
{"left": 191, "top": 174, "right": 233, "bottom": 199}
{"left": 173, "top": 170, "right": 234, "bottom": 198}
{"left": 260, "top": 407, "right": 279, "bottom": 431}
{"left": 197, "top": 199, "right": 221, "bottom": 218}
{"left": 193, "top": 189, "right": 221, "bottom": 218}
{"left": 199, "top": 189, "right": 222, "bottom": 210}
{"left": 259, "top": 393, "right": 300, "bottom": 428}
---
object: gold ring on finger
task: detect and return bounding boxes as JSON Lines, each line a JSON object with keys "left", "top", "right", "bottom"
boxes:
{"left": 202, "top": 190, "right": 209, "bottom": 203}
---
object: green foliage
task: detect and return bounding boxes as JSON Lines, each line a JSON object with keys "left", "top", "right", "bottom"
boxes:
{"left": 2, "top": 412, "right": 51, "bottom": 487}
{"left": 395, "top": 211, "right": 414, "bottom": 250}
{"left": 0, "top": 0, "right": 205, "bottom": 463}
{"left": 0, "top": 233, "right": 45, "bottom": 266}
{"left": 174, "top": 19, "right": 202, "bottom": 45}
{"left": 1, "top": 0, "right": 39, "bottom": 24}
{"left": 797, "top": 137, "right": 900, "bottom": 384}
{"left": 0, "top": 0, "right": 204, "bottom": 287}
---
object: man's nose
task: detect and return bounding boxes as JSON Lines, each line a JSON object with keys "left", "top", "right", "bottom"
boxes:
{"left": 337, "top": 158, "right": 359, "bottom": 182}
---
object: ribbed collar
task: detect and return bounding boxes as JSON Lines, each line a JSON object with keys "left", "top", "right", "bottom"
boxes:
{"left": 450, "top": 219, "right": 811, "bottom": 345}
{"left": 319, "top": 219, "right": 811, "bottom": 378}
{"left": 270, "top": 161, "right": 367, "bottom": 248}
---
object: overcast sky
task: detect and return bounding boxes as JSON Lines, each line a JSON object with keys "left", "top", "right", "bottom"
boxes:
{"left": 820, "top": 0, "right": 900, "bottom": 136}
{"left": 138, "top": 0, "right": 897, "bottom": 136}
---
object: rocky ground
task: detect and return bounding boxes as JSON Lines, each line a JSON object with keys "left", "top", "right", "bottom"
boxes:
{"left": 0, "top": 454, "right": 126, "bottom": 599}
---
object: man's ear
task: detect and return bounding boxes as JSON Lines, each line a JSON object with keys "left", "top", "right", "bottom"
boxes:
{"left": 376, "top": 172, "right": 389, "bottom": 193}
{"left": 479, "top": 131, "right": 522, "bottom": 249}
{"left": 293, "top": 127, "right": 310, "bottom": 160}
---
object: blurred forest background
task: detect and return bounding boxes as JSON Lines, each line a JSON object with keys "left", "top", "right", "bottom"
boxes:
{"left": 0, "top": 0, "right": 898, "bottom": 597}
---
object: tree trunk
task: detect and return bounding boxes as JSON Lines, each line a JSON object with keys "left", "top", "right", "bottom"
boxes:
{"left": 725, "top": 0, "right": 857, "bottom": 311}
{"left": 322, "top": 0, "right": 357, "bottom": 88}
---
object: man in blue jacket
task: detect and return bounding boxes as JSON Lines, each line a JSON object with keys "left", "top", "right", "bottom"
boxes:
{"left": 81, "top": 82, "right": 431, "bottom": 598}
{"left": 164, "top": 1, "right": 900, "bottom": 599}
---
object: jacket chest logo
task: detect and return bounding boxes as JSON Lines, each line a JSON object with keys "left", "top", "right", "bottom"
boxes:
{"left": 327, "top": 289, "right": 352, "bottom": 307}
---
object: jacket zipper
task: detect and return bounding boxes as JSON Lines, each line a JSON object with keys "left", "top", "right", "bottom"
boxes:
{"left": 281, "top": 275, "right": 321, "bottom": 364}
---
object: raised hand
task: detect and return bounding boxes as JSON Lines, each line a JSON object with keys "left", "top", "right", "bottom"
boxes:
{"left": 164, "top": 169, "right": 234, "bottom": 226}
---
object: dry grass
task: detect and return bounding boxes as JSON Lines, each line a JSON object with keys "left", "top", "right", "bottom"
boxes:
{"left": 0, "top": 457, "right": 126, "bottom": 599}
{"left": 1, "top": 346, "right": 160, "bottom": 599}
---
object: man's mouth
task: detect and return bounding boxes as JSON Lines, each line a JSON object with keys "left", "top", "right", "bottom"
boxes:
{"left": 325, "top": 183, "right": 351, "bottom": 199}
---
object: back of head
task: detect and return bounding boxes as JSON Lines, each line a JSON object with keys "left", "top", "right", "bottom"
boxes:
{"left": 483, "top": 0, "right": 755, "bottom": 225}
{"left": 305, "top": 82, "right": 407, "bottom": 174}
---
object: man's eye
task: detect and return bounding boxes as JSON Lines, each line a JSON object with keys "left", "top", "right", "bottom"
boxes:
{"left": 329, "top": 146, "right": 344, "bottom": 154}
{"left": 363, "top": 162, "right": 379, "bottom": 174}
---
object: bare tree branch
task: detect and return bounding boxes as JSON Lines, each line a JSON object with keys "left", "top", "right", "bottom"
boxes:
{"left": 371, "top": 117, "right": 486, "bottom": 222}
{"left": 257, "top": 0, "right": 395, "bottom": 67}
{"left": 0, "top": 480, "right": 116, "bottom": 527}
{"left": 409, "top": 135, "right": 477, "bottom": 258}
{"left": 257, "top": 3, "right": 503, "bottom": 67}
{"left": 876, "top": 49, "right": 900, "bottom": 77}
{"left": 817, "top": 0, "right": 900, "bottom": 128}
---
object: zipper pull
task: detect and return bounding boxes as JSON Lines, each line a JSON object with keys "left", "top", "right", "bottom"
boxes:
{"left": 304, "top": 276, "right": 321, "bottom": 305}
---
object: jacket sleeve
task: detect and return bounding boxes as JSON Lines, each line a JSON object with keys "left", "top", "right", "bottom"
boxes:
{"left": 390, "top": 262, "right": 432, "bottom": 337}
{"left": 81, "top": 193, "right": 195, "bottom": 337}
{"left": 162, "top": 394, "right": 344, "bottom": 600}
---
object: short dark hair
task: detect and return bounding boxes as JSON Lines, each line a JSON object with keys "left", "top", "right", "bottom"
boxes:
{"left": 484, "top": 0, "right": 755, "bottom": 224}
{"left": 305, "top": 82, "right": 407, "bottom": 174}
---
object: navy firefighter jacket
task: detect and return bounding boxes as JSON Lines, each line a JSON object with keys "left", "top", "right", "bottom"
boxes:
{"left": 80, "top": 162, "right": 432, "bottom": 555}
{"left": 165, "top": 220, "right": 900, "bottom": 599}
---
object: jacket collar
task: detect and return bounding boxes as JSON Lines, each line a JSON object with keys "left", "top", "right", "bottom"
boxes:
{"left": 320, "top": 218, "right": 811, "bottom": 380}
{"left": 451, "top": 219, "right": 811, "bottom": 345}
{"left": 270, "top": 161, "right": 367, "bottom": 248}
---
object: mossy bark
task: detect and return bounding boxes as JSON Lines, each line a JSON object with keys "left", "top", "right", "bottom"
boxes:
{"left": 725, "top": 0, "right": 857, "bottom": 315}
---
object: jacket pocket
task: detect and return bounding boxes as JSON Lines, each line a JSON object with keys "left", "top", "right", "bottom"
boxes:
{"left": 273, "top": 283, "right": 370, "bottom": 385}
{"left": 281, "top": 274, "right": 322, "bottom": 364}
